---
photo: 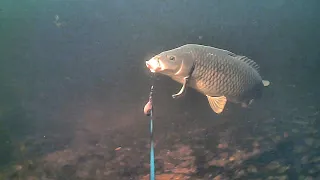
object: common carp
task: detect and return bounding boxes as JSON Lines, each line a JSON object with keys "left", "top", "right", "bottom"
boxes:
{"left": 145, "top": 44, "right": 270, "bottom": 114}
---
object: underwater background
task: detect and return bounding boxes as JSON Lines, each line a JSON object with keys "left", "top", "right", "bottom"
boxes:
{"left": 0, "top": 0, "right": 320, "bottom": 179}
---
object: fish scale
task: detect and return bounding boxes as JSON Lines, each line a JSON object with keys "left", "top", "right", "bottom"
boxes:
{"left": 193, "top": 53, "right": 243, "bottom": 96}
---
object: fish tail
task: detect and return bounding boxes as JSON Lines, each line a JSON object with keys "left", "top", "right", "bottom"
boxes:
{"left": 262, "top": 80, "right": 270, "bottom": 87}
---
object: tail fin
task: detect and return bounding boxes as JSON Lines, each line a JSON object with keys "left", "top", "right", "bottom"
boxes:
{"left": 262, "top": 80, "right": 270, "bottom": 87}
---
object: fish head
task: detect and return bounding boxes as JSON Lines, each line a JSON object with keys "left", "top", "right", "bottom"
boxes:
{"left": 145, "top": 48, "right": 194, "bottom": 77}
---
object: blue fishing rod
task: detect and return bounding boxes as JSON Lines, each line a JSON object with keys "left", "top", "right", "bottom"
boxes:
{"left": 144, "top": 85, "right": 155, "bottom": 180}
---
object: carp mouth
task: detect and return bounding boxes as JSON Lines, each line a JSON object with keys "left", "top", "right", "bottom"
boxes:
{"left": 146, "top": 56, "right": 162, "bottom": 73}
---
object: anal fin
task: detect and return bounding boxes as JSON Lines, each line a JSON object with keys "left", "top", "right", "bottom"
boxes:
{"left": 262, "top": 80, "right": 270, "bottom": 87}
{"left": 206, "top": 95, "right": 227, "bottom": 114}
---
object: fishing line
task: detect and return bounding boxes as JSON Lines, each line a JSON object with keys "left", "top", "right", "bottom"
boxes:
{"left": 144, "top": 75, "right": 156, "bottom": 180}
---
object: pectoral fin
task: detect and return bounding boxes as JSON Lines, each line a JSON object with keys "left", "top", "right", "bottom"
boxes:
{"left": 172, "top": 63, "right": 195, "bottom": 99}
{"left": 262, "top": 80, "right": 270, "bottom": 87}
{"left": 206, "top": 95, "right": 227, "bottom": 114}
{"left": 172, "top": 76, "right": 190, "bottom": 99}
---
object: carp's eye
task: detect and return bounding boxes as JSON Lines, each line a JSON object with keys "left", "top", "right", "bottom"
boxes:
{"left": 169, "top": 56, "right": 175, "bottom": 61}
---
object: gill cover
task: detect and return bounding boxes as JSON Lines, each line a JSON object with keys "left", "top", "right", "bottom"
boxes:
{"left": 174, "top": 54, "right": 195, "bottom": 78}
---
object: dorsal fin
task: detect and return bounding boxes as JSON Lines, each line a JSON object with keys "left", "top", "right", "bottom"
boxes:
{"left": 234, "top": 55, "right": 260, "bottom": 72}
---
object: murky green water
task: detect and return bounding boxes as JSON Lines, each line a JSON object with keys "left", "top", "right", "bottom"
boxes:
{"left": 1, "top": 0, "right": 320, "bottom": 179}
